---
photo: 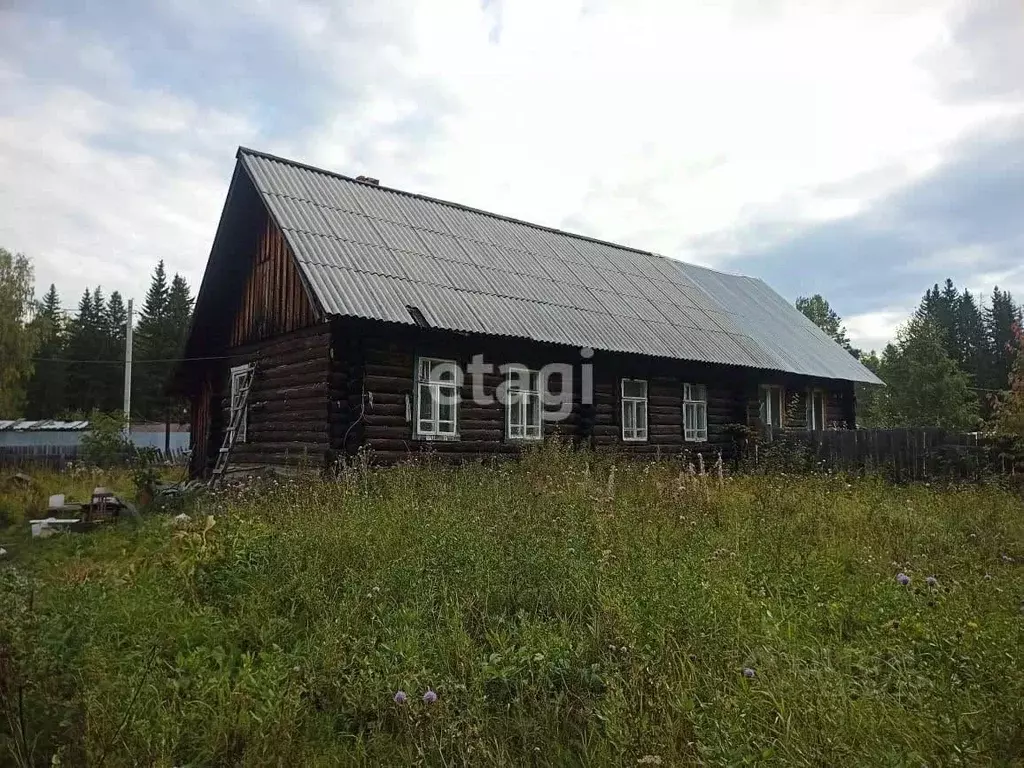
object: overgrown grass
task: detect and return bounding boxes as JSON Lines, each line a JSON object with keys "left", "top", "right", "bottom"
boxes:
{"left": 2, "top": 447, "right": 1023, "bottom": 766}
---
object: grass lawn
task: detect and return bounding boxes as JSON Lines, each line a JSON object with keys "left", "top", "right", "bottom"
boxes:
{"left": 1, "top": 446, "right": 1023, "bottom": 766}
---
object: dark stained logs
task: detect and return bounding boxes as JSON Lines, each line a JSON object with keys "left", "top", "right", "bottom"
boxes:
{"left": 335, "top": 317, "right": 786, "bottom": 463}
{"left": 199, "top": 323, "right": 332, "bottom": 474}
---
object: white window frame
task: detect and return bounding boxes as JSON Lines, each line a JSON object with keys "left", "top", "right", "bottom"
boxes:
{"left": 807, "top": 388, "right": 827, "bottom": 430}
{"left": 683, "top": 383, "right": 708, "bottom": 442}
{"left": 760, "top": 384, "right": 785, "bottom": 430}
{"left": 414, "top": 356, "right": 459, "bottom": 439}
{"left": 621, "top": 378, "right": 648, "bottom": 442}
{"left": 229, "top": 364, "right": 251, "bottom": 443}
{"left": 506, "top": 367, "right": 543, "bottom": 441}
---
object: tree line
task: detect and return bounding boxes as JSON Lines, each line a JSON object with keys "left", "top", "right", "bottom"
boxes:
{"left": 797, "top": 281, "right": 1024, "bottom": 432}
{"left": 0, "top": 247, "right": 193, "bottom": 422}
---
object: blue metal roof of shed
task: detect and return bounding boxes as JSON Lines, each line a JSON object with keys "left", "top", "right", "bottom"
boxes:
{"left": 0, "top": 419, "right": 90, "bottom": 431}
{"left": 221, "top": 148, "right": 881, "bottom": 384}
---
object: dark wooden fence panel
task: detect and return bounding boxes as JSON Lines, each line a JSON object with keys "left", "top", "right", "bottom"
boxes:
{"left": 758, "top": 428, "right": 1014, "bottom": 481}
{"left": 0, "top": 445, "right": 189, "bottom": 470}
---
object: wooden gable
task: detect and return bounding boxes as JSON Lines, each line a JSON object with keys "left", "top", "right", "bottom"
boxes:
{"left": 231, "top": 215, "right": 318, "bottom": 347}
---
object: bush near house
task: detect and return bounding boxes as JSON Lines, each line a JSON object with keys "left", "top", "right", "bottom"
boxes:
{"left": 1, "top": 445, "right": 1023, "bottom": 766}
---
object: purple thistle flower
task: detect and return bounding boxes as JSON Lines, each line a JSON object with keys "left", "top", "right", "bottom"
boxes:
{"left": 742, "top": 667, "right": 756, "bottom": 679}
{"left": 393, "top": 690, "right": 407, "bottom": 704}
{"left": 423, "top": 689, "right": 438, "bottom": 704}
{"left": 925, "top": 575, "right": 938, "bottom": 588}
{"left": 896, "top": 572, "right": 911, "bottom": 586}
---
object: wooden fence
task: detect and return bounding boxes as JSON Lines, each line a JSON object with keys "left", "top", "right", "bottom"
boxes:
{"left": 0, "top": 444, "right": 189, "bottom": 470}
{"left": 756, "top": 427, "right": 1018, "bottom": 481}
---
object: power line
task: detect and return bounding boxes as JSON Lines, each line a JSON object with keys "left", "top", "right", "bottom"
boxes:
{"left": 30, "top": 356, "right": 230, "bottom": 364}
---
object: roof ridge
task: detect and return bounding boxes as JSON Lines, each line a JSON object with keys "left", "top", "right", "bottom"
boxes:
{"left": 237, "top": 146, "right": 670, "bottom": 261}
{"left": 675, "top": 259, "right": 758, "bottom": 280}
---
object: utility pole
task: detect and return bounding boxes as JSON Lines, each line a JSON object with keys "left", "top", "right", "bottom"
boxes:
{"left": 123, "top": 299, "right": 133, "bottom": 438}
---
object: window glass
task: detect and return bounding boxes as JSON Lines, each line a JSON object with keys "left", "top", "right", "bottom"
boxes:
{"left": 808, "top": 389, "right": 827, "bottom": 429}
{"left": 415, "top": 357, "right": 459, "bottom": 438}
{"left": 760, "top": 385, "right": 784, "bottom": 430}
{"left": 506, "top": 368, "right": 542, "bottom": 440}
{"left": 621, "top": 379, "right": 648, "bottom": 441}
{"left": 683, "top": 382, "right": 708, "bottom": 442}
{"left": 622, "top": 379, "right": 647, "bottom": 399}
{"left": 230, "top": 365, "right": 250, "bottom": 443}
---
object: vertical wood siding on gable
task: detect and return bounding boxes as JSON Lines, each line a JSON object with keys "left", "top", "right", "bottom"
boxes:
{"left": 231, "top": 215, "right": 317, "bottom": 347}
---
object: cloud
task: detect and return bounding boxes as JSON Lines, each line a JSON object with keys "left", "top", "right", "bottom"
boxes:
{"left": 0, "top": 62, "right": 255, "bottom": 306}
{"left": 725, "top": 114, "right": 1024, "bottom": 349}
{"left": 845, "top": 310, "right": 910, "bottom": 355}
{"left": 0, "top": 0, "right": 1021, "bottom": 356}
{"left": 0, "top": 0, "right": 450, "bottom": 306}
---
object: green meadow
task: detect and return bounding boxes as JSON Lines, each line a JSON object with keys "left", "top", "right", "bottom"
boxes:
{"left": 1, "top": 447, "right": 1022, "bottom": 766}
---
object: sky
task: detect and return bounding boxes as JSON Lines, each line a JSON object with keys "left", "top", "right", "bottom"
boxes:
{"left": 1, "top": 0, "right": 1022, "bottom": 354}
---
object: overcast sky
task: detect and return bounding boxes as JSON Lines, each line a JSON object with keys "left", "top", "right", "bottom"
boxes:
{"left": 1, "top": 0, "right": 1021, "bottom": 353}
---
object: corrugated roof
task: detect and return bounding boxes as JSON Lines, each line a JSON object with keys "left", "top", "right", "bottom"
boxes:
{"left": 0, "top": 419, "right": 90, "bottom": 431}
{"left": 233, "top": 147, "right": 881, "bottom": 384}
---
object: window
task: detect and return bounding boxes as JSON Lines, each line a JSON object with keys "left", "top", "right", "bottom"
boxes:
{"left": 621, "top": 379, "right": 648, "bottom": 441}
{"left": 807, "top": 388, "right": 827, "bottom": 430}
{"left": 683, "top": 383, "right": 708, "bottom": 442}
{"left": 229, "top": 364, "right": 251, "bottom": 443}
{"left": 414, "top": 357, "right": 459, "bottom": 438}
{"left": 506, "top": 368, "right": 542, "bottom": 440}
{"left": 760, "top": 385, "right": 785, "bottom": 430}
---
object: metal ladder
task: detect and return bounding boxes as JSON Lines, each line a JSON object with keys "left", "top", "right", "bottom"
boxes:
{"left": 209, "top": 363, "right": 256, "bottom": 487}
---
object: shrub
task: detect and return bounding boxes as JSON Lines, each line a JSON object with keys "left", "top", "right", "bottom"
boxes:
{"left": 78, "top": 413, "right": 133, "bottom": 469}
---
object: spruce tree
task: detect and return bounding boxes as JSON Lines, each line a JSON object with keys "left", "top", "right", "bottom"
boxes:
{"left": 163, "top": 273, "right": 195, "bottom": 426}
{"left": 915, "top": 280, "right": 960, "bottom": 363}
{"left": 25, "top": 284, "right": 67, "bottom": 418}
{"left": 133, "top": 261, "right": 171, "bottom": 420}
{"left": 957, "top": 289, "right": 988, "bottom": 380}
{"left": 101, "top": 291, "right": 128, "bottom": 412}
{"left": 941, "top": 278, "right": 961, "bottom": 349}
{"left": 64, "top": 288, "right": 100, "bottom": 414}
{"left": 166, "top": 275, "right": 193, "bottom": 353}
{"left": 985, "top": 286, "right": 1023, "bottom": 393}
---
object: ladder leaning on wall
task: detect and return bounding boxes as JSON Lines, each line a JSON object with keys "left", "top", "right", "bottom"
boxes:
{"left": 209, "top": 363, "right": 256, "bottom": 488}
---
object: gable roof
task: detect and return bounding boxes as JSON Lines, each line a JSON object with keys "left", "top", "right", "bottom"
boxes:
{"left": 193, "top": 147, "right": 881, "bottom": 384}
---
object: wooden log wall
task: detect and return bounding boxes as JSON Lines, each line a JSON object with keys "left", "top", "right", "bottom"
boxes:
{"left": 589, "top": 353, "right": 747, "bottom": 459}
{"left": 336, "top": 319, "right": 829, "bottom": 463}
{"left": 330, "top": 317, "right": 367, "bottom": 458}
{"left": 202, "top": 323, "right": 332, "bottom": 471}
{"left": 230, "top": 214, "right": 317, "bottom": 347}
{"left": 744, "top": 378, "right": 855, "bottom": 434}
{"left": 188, "top": 374, "right": 214, "bottom": 477}
{"left": 343, "top": 322, "right": 587, "bottom": 463}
